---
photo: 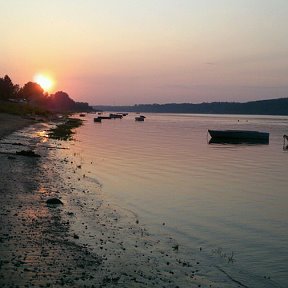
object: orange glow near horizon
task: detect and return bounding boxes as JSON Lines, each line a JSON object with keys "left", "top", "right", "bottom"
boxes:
{"left": 1, "top": 1, "right": 288, "bottom": 104}
{"left": 34, "top": 74, "right": 54, "bottom": 92}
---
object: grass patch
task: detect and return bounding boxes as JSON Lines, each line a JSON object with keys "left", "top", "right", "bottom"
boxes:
{"left": 48, "top": 118, "right": 83, "bottom": 141}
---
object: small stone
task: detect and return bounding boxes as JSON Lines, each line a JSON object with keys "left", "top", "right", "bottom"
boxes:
{"left": 46, "top": 198, "right": 63, "bottom": 205}
{"left": 73, "top": 234, "right": 79, "bottom": 239}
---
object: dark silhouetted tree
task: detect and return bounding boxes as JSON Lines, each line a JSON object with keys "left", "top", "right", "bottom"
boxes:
{"left": 48, "top": 91, "right": 75, "bottom": 111}
{"left": 0, "top": 75, "right": 17, "bottom": 100}
{"left": 19, "top": 82, "right": 45, "bottom": 105}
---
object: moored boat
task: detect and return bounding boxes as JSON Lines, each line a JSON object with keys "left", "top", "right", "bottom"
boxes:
{"left": 94, "top": 117, "right": 102, "bottom": 123}
{"left": 284, "top": 134, "right": 288, "bottom": 149}
{"left": 208, "top": 129, "right": 269, "bottom": 143}
{"left": 208, "top": 129, "right": 269, "bottom": 140}
{"left": 109, "top": 113, "right": 123, "bottom": 119}
{"left": 135, "top": 115, "right": 145, "bottom": 121}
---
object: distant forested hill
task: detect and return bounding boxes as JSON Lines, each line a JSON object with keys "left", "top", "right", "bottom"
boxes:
{"left": 94, "top": 97, "right": 288, "bottom": 115}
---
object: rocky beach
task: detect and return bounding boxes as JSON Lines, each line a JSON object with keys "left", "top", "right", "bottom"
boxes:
{"left": 0, "top": 114, "right": 249, "bottom": 287}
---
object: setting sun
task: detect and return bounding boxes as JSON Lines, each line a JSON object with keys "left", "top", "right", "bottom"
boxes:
{"left": 34, "top": 74, "right": 54, "bottom": 92}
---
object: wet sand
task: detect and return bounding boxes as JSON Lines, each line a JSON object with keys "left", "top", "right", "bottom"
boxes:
{"left": 0, "top": 113, "right": 35, "bottom": 140}
{"left": 0, "top": 118, "right": 240, "bottom": 287}
{"left": 0, "top": 122, "right": 104, "bottom": 287}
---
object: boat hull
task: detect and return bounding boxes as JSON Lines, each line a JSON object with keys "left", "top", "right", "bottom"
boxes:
{"left": 208, "top": 129, "right": 269, "bottom": 142}
{"left": 135, "top": 115, "right": 145, "bottom": 121}
{"left": 94, "top": 117, "right": 102, "bottom": 123}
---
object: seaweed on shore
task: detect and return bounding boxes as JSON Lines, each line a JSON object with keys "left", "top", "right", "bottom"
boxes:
{"left": 48, "top": 118, "right": 83, "bottom": 141}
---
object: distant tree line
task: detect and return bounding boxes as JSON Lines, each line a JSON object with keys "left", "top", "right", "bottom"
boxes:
{"left": 94, "top": 98, "right": 288, "bottom": 116}
{"left": 0, "top": 74, "right": 94, "bottom": 113}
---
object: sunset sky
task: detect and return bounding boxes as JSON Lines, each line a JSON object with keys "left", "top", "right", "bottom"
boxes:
{"left": 1, "top": 0, "right": 288, "bottom": 105}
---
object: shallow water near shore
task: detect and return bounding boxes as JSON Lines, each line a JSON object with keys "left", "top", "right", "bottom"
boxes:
{"left": 70, "top": 113, "right": 288, "bottom": 287}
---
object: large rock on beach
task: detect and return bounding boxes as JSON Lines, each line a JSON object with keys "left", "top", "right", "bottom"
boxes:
{"left": 46, "top": 198, "right": 63, "bottom": 205}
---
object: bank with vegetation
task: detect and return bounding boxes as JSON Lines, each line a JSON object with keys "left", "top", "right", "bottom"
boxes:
{"left": 94, "top": 97, "right": 288, "bottom": 116}
{"left": 0, "top": 74, "right": 94, "bottom": 115}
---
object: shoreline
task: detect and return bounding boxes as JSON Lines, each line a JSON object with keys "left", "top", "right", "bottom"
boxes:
{"left": 0, "top": 119, "right": 253, "bottom": 287}
{"left": 0, "top": 121, "right": 103, "bottom": 287}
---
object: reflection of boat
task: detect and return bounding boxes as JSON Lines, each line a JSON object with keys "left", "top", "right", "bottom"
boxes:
{"left": 135, "top": 115, "right": 145, "bottom": 121}
{"left": 94, "top": 117, "right": 102, "bottom": 123}
{"left": 208, "top": 129, "right": 269, "bottom": 144}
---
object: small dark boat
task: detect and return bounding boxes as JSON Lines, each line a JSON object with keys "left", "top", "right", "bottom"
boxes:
{"left": 79, "top": 113, "right": 86, "bottom": 117}
{"left": 109, "top": 113, "right": 123, "bottom": 119}
{"left": 97, "top": 116, "right": 112, "bottom": 120}
{"left": 94, "top": 117, "right": 102, "bottom": 123}
{"left": 208, "top": 129, "right": 269, "bottom": 144}
{"left": 135, "top": 115, "right": 145, "bottom": 121}
{"left": 284, "top": 134, "right": 288, "bottom": 150}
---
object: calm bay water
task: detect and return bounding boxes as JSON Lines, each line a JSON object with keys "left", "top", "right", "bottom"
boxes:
{"left": 72, "top": 113, "right": 288, "bottom": 286}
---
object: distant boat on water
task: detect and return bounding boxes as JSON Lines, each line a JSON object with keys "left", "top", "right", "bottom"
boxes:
{"left": 109, "top": 113, "right": 123, "bottom": 119}
{"left": 135, "top": 115, "right": 145, "bottom": 121}
{"left": 93, "top": 117, "right": 102, "bottom": 123}
{"left": 97, "top": 116, "right": 112, "bottom": 120}
{"left": 208, "top": 129, "right": 269, "bottom": 144}
{"left": 283, "top": 134, "right": 288, "bottom": 150}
